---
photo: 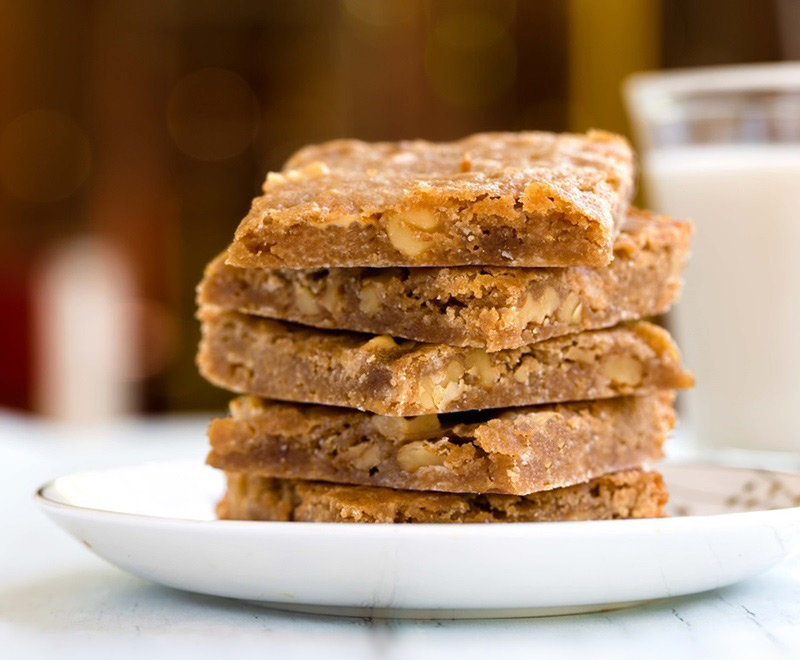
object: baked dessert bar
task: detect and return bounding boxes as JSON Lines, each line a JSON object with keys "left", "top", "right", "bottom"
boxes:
{"left": 226, "top": 131, "right": 635, "bottom": 268}
{"left": 218, "top": 469, "right": 668, "bottom": 523}
{"left": 197, "top": 311, "right": 692, "bottom": 416}
{"left": 207, "top": 393, "right": 674, "bottom": 495}
{"left": 199, "top": 209, "right": 690, "bottom": 351}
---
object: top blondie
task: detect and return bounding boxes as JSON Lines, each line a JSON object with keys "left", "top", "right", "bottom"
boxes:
{"left": 227, "top": 130, "right": 635, "bottom": 268}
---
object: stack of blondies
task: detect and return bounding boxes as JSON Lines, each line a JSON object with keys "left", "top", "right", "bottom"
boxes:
{"left": 196, "top": 130, "right": 693, "bottom": 523}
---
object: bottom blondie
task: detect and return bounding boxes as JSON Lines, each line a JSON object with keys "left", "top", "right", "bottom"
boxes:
{"left": 218, "top": 470, "right": 667, "bottom": 523}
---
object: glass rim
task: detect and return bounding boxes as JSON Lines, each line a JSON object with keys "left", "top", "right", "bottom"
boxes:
{"left": 626, "top": 62, "right": 800, "bottom": 100}
{"left": 624, "top": 63, "right": 800, "bottom": 151}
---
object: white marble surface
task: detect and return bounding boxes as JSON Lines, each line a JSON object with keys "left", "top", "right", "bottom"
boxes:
{"left": 2, "top": 411, "right": 800, "bottom": 660}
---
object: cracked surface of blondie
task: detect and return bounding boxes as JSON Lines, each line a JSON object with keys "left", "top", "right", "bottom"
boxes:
{"left": 227, "top": 131, "right": 635, "bottom": 268}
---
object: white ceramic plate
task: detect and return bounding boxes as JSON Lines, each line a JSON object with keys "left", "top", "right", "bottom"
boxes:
{"left": 36, "top": 461, "right": 800, "bottom": 618}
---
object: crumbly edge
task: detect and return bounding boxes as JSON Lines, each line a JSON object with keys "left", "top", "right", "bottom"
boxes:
{"left": 228, "top": 203, "right": 618, "bottom": 269}
{"left": 207, "top": 392, "right": 674, "bottom": 495}
{"left": 199, "top": 210, "right": 691, "bottom": 350}
{"left": 217, "top": 469, "right": 668, "bottom": 523}
{"left": 196, "top": 309, "right": 693, "bottom": 415}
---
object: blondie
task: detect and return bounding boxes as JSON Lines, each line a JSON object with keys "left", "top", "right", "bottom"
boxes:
{"left": 226, "top": 131, "right": 635, "bottom": 268}
{"left": 218, "top": 470, "right": 668, "bottom": 523}
{"left": 198, "top": 311, "right": 692, "bottom": 415}
{"left": 200, "top": 210, "right": 690, "bottom": 350}
{"left": 207, "top": 393, "right": 674, "bottom": 495}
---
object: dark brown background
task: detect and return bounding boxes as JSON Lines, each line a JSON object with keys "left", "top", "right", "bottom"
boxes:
{"left": 0, "top": 0, "right": 794, "bottom": 415}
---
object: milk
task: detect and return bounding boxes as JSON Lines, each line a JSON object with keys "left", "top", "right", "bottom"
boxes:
{"left": 644, "top": 145, "right": 800, "bottom": 452}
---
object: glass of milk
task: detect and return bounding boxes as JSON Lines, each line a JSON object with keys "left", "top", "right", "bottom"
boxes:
{"left": 625, "top": 63, "right": 800, "bottom": 455}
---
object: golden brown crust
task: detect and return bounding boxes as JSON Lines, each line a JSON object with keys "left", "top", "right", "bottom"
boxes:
{"left": 197, "top": 308, "right": 692, "bottom": 415}
{"left": 207, "top": 393, "right": 674, "bottom": 495}
{"left": 227, "top": 131, "right": 635, "bottom": 268}
{"left": 199, "top": 209, "right": 691, "bottom": 351}
{"left": 217, "top": 469, "right": 668, "bottom": 523}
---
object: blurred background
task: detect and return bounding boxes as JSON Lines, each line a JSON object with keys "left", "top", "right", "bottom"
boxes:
{"left": 1, "top": 0, "right": 798, "bottom": 422}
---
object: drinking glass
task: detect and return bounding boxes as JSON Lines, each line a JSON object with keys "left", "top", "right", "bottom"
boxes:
{"left": 625, "top": 63, "right": 800, "bottom": 458}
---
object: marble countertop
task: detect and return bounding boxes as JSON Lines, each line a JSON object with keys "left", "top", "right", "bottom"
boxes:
{"left": 2, "top": 411, "right": 799, "bottom": 660}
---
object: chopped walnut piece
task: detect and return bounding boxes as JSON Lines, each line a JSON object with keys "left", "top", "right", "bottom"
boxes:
{"left": 400, "top": 208, "right": 441, "bottom": 231}
{"left": 418, "top": 360, "right": 466, "bottom": 410}
{"left": 385, "top": 212, "right": 433, "bottom": 256}
{"left": 264, "top": 171, "right": 285, "bottom": 188}
{"left": 396, "top": 441, "right": 446, "bottom": 472}
{"left": 348, "top": 443, "right": 381, "bottom": 471}
{"left": 565, "top": 346, "right": 596, "bottom": 363}
{"left": 464, "top": 349, "right": 496, "bottom": 387}
{"left": 358, "top": 282, "right": 382, "bottom": 315}
{"left": 372, "top": 414, "right": 442, "bottom": 441}
{"left": 361, "top": 335, "right": 398, "bottom": 351}
{"left": 293, "top": 285, "right": 319, "bottom": 315}
{"left": 558, "top": 291, "right": 583, "bottom": 323}
{"left": 263, "top": 161, "right": 330, "bottom": 189}
{"left": 602, "top": 355, "right": 643, "bottom": 386}
{"left": 533, "top": 411, "right": 561, "bottom": 425}
{"left": 319, "top": 284, "right": 340, "bottom": 312}
{"left": 519, "top": 287, "right": 560, "bottom": 325}
{"left": 512, "top": 361, "right": 531, "bottom": 383}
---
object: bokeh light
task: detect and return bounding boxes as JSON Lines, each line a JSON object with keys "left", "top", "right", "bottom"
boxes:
{"left": 0, "top": 0, "right": 788, "bottom": 418}
{"left": 424, "top": 12, "right": 517, "bottom": 111}
{"left": 167, "top": 68, "right": 260, "bottom": 161}
{"left": 120, "top": 298, "right": 177, "bottom": 381}
{"left": 342, "top": 0, "right": 418, "bottom": 27}
{"left": 0, "top": 109, "right": 91, "bottom": 203}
